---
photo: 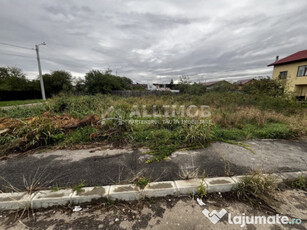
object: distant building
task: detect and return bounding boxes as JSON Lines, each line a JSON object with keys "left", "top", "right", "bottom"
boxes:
{"left": 132, "top": 83, "right": 147, "bottom": 90}
{"left": 268, "top": 49, "right": 307, "bottom": 98}
{"left": 234, "top": 79, "right": 255, "bottom": 90}
{"left": 152, "top": 83, "right": 179, "bottom": 93}
{"left": 201, "top": 80, "right": 232, "bottom": 91}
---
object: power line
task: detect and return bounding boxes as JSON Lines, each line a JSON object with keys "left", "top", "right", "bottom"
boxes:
{"left": 0, "top": 41, "right": 33, "bottom": 50}
{"left": 0, "top": 51, "right": 34, "bottom": 59}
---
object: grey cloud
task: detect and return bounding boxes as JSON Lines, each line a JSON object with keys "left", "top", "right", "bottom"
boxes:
{"left": 0, "top": 0, "right": 306, "bottom": 84}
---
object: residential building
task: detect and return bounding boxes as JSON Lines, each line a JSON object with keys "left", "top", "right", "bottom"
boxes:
{"left": 268, "top": 49, "right": 307, "bottom": 98}
{"left": 234, "top": 79, "right": 255, "bottom": 90}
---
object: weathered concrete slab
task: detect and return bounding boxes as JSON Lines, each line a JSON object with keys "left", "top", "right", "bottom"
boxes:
{"left": 300, "top": 171, "right": 307, "bottom": 179}
{"left": 71, "top": 186, "right": 110, "bottom": 205}
{"left": 279, "top": 171, "right": 302, "bottom": 182}
{"left": 206, "top": 177, "right": 236, "bottom": 193}
{"left": 0, "top": 192, "right": 31, "bottom": 210}
{"left": 174, "top": 179, "right": 202, "bottom": 195}
{"left": 109, "top": 185, "right": 141, "bottom": 200}
{"left": 143, "top": 181, "right": 177, "bottom": 197}
{"left": 32, "top": 189, "right": 73, "bottom": 209}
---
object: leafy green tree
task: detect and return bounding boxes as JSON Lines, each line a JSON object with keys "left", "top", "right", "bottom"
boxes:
{"left": 0, "top": 67, "right": 28, "bottom": 91}
{"left": 84, "top": 69, "right": 133, "bottom": 94}
{"left": 74, "top": 77, "right": 86, "bottom": 93}
{"left": 0, "top": 67, "right": 9, "bottom": 79}
{"left": 42, "top": 70, "right": 73, "bottom": 96}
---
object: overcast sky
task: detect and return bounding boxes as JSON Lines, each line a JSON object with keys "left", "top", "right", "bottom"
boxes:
{"left": 0, "top": 0, "right": 306, "bottom": 83}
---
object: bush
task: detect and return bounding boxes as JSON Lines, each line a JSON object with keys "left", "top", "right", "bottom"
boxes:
{"left": 174, "top": 83, "right": 206, "bottom": 95}
{"left": 243, "top": 79, "right": 285, "bottom": 97}
{"left": 181, "top": 121, "right": 215, "bottom": 146}
{"left": 42, "top": 70, "right": 73, "bottom": 97}
{"left": 84, "top": 69, "right": 132, "bottom": 94}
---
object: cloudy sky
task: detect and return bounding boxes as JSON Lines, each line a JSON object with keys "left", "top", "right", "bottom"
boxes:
{"left": 0, "top": 0, "right": 306, "bottom": 83}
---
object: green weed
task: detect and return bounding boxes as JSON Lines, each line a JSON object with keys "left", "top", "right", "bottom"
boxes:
{"left": 73, "top": 181, "right": 86, "bottom": 194}
{"left": 134, "top": 177, "right": 150, "bottom": 189}
{"left": 291, "top": 175, "right": 306, "bottom": 190}
{"left": 197, "top": 171, "right": 207, "bottom": 198}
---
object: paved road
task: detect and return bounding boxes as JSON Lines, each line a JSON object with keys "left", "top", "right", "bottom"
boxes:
{"left": 0, "top": 139, "right": 306, "bottom": 191}
{"left": 1, "top": 189, "right": 306, "bottom": 229}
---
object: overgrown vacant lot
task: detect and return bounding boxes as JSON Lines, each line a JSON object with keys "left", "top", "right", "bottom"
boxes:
{"left": 0, "top": 92, "right": 306, "bottom": 161}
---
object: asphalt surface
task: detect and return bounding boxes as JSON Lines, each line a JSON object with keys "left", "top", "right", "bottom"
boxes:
{"left": 1, "top": 189, "right": 306, "bottom": 229}
{"left": 0, "top": 139, "right": 306, "bottom": 191}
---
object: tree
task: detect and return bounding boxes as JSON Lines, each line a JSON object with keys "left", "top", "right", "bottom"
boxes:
{"left": 0, "top": 67, "right": 28, "bottom": 91}
{"left": 42, "top": 70, "right": 73, "bottom": 96}
{"left": 179, "top": 75, "right": 190, "bottom": 84}
{"left": 84, "top": 69, "right": 133, "bottom": 94}
{"left": 169, "top": 79, "right": 175, "bottom": 89}
{"left": 74, "top": 77, "right": 86, "bottom": 94}
{"left": 0, "top": 67, "right": 9, "bottom": 79}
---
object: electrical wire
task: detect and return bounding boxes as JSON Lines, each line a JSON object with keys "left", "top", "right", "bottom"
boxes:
{"left": 0, "top": 41, "right": 33, "bottom": 50}
{"left": 0, "top": 51, "right": 34, "bottom": 59}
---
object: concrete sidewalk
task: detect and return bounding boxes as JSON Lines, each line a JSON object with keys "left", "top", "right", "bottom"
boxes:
{"left": 0, "top": 139, "right": 306, "bottom": 191}
{"left": 1, "top": 189, "right": 306, "bottom": 229}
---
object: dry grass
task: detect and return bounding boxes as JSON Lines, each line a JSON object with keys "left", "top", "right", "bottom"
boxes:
{"left": 234, "top": 171, "right": 278, "bottom": 206}
{"left": 212, "top": 106, "right": 307, "bottom": 135}
{"left": 212, "top": 106, "right": 286, "bottom": 127}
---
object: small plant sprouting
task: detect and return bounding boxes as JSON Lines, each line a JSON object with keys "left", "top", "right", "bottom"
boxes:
{"left": 292, "top": 175, "right": 306, "bottom": 190}
{"left": 197, "top": 170, "right": 207, "bottom": 198}
{"left": 134, "top": 177, "right": 150, "bottom": 189}
{"left": 51, "top": 186, "right": 60, "bottom": 192}
{"left": 73, "top": 181, "right": 86, "bottom": 194}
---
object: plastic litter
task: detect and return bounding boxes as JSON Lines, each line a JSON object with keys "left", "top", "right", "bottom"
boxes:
{"left": 197, "top": 198, "right": 206, "bottom": 206}
{"left": 73, "top": 206, "right": 82, "bottom": 212}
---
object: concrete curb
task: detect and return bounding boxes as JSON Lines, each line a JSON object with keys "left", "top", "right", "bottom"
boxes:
{"left": 0, "top": 171, "right": 306, "bottom": 210}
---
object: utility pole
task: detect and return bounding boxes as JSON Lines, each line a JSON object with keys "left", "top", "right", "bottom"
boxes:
{"left": 35, "top": 42, "right": 46, "bottom": 100}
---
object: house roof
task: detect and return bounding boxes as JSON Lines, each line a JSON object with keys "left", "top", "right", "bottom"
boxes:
{"left": 202, "top": 80, "right": 230, "bottom": 86}
{"left": 132, "top": 83, "right": 147, "bottom": 88}
{"left": 202, "top": 81, "right": 219, "bottom": 86}
{"left": 234, "top": 79, "right": 254, "bottom": 85}
{"left": 268, "top": 49, "right": 307, "bottom": 66}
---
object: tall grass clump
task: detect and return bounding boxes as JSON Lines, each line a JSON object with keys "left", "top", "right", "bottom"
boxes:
{"left": 234, "top": 171, "right": 277, "bottom": 206}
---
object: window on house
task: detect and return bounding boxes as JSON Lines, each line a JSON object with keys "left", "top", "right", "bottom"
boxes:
{"left": 297, "top": 65, "right": 307, "bottom": 77}
{"left": 279, "top": 71, "right": 287, "bottom": 79}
